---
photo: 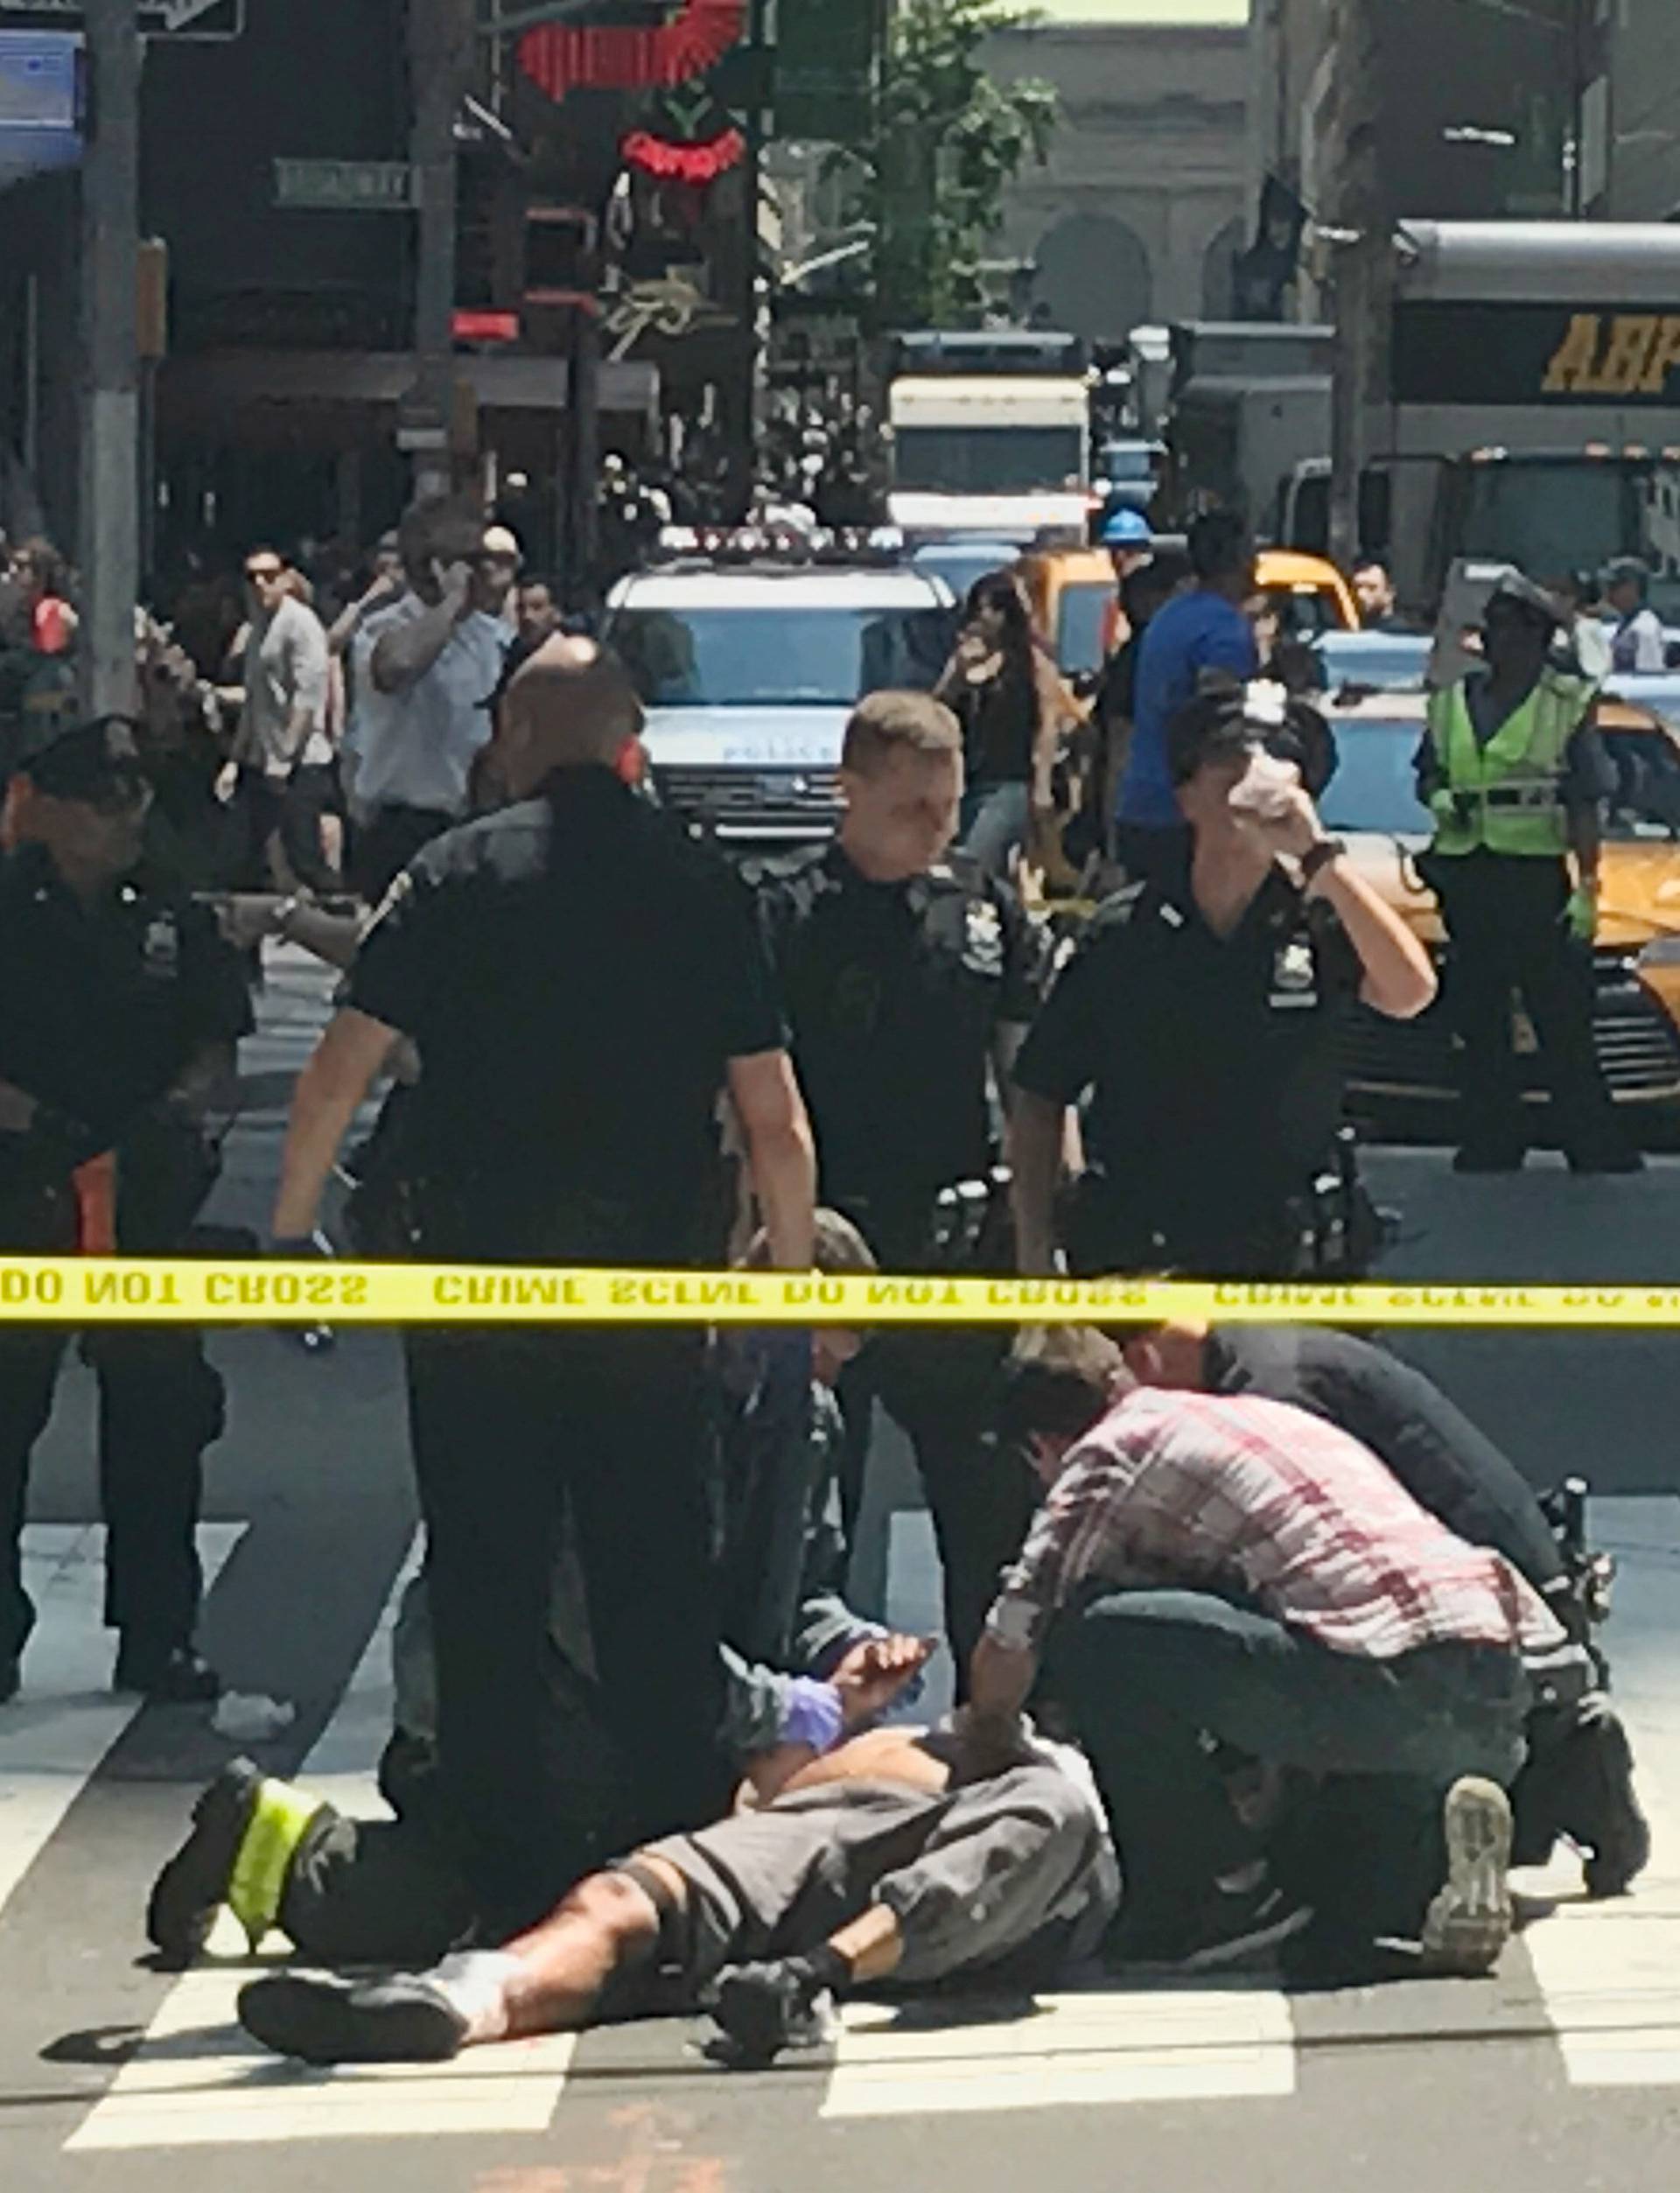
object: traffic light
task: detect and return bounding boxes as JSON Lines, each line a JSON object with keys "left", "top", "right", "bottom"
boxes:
{"left": 522, "top": 203, "right": 599, "bottom": 354}
{"left": 524, "top": 203, "right": 598, "bottom": 310}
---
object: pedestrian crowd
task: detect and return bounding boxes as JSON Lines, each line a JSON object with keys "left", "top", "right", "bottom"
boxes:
{"left": 0, "top": 489, "right": 1654, "bottom": 2077}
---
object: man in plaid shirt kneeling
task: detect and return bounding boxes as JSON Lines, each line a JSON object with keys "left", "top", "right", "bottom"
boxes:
{"left": 963, "top": 1329, "right": 1564, "bottom": 1979}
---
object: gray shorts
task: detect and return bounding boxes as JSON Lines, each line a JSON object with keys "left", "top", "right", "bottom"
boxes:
{"left": 625, "top": 1763, "right": 1116, "bottom": 2009}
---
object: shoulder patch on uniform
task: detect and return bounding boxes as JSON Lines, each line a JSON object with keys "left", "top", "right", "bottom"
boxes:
{"left": 1084, "top": 879, "right": 1150, "bottom": 935}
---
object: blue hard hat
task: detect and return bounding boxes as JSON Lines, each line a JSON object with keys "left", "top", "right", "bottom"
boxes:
{"left": 1098, "top": 506, "right": 1152, "bottom": 547}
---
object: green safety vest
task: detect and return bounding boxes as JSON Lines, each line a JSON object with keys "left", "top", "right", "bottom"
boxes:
{"left": 1425, "top": 671, "right": 1596, "bottom": 858}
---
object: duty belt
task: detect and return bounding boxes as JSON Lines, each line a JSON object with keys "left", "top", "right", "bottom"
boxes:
{"left": 1473, "top": 785, "right": 1564, "bottom": 810}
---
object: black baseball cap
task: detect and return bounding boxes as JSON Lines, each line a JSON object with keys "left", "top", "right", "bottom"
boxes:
{"left": 1485, "top": 571, "right": 1563, "bottom": 631}
{"left": 18, "top": 715, "right": 150, "bottom": 806}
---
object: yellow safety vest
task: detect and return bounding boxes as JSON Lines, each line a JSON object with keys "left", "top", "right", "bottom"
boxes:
{"left": 1425, "top": 671, "right": 1595, "bottom": 858}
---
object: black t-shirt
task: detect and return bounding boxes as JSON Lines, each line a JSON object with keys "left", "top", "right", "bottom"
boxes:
{"left": 1014, "top": 860, "right": 1361, "bottom": 1234}
{"left": 948, "top": 662, "right": 1039, "bottom": 787}
{"left": 1204, "top": 1325, "right": 1563, "bottom": 1590}
{"left": 348, "top": 766, "right": 786, "bottom": 1260}
{"left": 755, "top": 842, "right": 1048, "bottom": 1230}
{"left": 0, "top": 843, "right": 252, "bottom": 1151}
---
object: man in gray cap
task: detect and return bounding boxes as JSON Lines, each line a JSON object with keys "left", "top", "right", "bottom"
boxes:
{"left": 1417, "top": 572, "right": 1637, "bottom": 1173}
{"left": 1603, "top": 557, "right": 1667, "bottom": 676}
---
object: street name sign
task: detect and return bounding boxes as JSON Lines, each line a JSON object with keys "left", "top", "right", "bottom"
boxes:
{"left": 0, "top": 0, "right": 246, "bottom": 36}
{"left": 274, "top": 158, "right": 419, "bottom": 213}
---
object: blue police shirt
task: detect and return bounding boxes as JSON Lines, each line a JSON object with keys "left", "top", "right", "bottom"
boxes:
{"left": 1117, "top": 588, "right": 1258, "bottom": 827}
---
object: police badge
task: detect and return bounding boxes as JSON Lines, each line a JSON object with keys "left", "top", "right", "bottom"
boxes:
{"left": 962, "top": 899, "right": 1005, "bottom": 977}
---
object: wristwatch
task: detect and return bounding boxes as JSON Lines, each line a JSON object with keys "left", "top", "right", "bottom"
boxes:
{"left": 270, "top": 893, "right": 305, "bottom": 941}
{"left": 1299, "top": 837, "right": 1347, "bottom": 889}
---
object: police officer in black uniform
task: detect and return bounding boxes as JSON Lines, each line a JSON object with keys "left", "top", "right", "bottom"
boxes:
{"left": 755, "top": 690, "right": 1049, "bottom": 1676}
{"left": 270, "top": 638, "right": 816, "bottom": 1933}
{"left": 0, "top": 718, "right": 251, "bottom": 1703}
{"left": 1010, "top": 679, "right": 1437, "bottom": 1278}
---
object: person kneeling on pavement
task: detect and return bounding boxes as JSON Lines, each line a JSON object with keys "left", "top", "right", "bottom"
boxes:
{"left": 1113, "top": 1315, "right": 1647, "bottom": 1896}
{"left": 149, "top": 1214, "right": 936, "bottom": 1970}
{"left": 232, "top": 1721, "right": 1115, "bottom": 2071}
{"left": 965, "top": 1328, "right": 1564, "bottom": 1979}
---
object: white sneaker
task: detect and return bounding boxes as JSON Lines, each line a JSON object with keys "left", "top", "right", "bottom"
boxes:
{"left": 1420, "top": 1777, "right": 1514, "bottom": 1976}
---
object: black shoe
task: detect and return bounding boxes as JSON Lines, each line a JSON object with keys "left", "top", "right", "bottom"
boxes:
{"left": 147, "top": 1758, "right": 264, "bottom": 1967}
{"left": 1519, "top": 1694, "right": 1651, "bottom": 1897}
{"left": 1568, "top": 1146, "right": 1645, "bottom": 1176}
{"left": 704, "top": 1958, "right": 835, "bottom": 2068}
{"left": 113, "top": 1643, "right": 221, "bottom": 1704}
{"left": 1453, "top": 1146, "right": 1526, "bottom": 1174}
{"left": 238, "top": 1971, "right": 470, "bottom": 2066}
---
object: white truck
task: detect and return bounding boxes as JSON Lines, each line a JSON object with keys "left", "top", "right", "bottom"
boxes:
{"left": 885, "top": 329, "right": 1093, "bottom": 543}
{"left": 1283, "top": 221, "right": 1680, "bottom": 617}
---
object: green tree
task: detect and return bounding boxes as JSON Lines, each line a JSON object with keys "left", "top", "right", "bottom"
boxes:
{"left": 844, "top": 0, "right": 1057, "bottom": 330}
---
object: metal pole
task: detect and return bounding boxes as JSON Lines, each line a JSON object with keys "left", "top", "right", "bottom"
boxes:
{"left": 1567, "top": 0, "right": 1586, "bottom": 216}
{"left": 408, "top": 0, "right": 473, "bottom": 498}
{"left": 1327, "top": 0, "right": 1381, "bottom": 572}
{"left": 78, "top": 0, "right": 142, "bottom": 718}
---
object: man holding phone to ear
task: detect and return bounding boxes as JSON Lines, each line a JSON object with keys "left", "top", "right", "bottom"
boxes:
{"left": 345, "top": 496, "right": 511, "bottom": 906}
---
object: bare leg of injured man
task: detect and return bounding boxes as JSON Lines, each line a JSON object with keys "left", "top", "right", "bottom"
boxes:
{"left": 235, "top": 1727, "right": 1117, "bottom": 2070}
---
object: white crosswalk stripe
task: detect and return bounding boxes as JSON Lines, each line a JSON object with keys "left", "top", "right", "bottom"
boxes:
{"left": 1520, "top": 1496, "right": 1680, "bottom": 2088}
{"left": 0, "top": 1524, "right": 245, "bottom": 1917}
{"left": 38, "top": 1496, "right": 1680, "bottom": 2150}
{"left": 822, "top": 1984, "right": 1296, "bottom": 2115}
{"left": 61, "top": 1533, "right": 585, "bottom": 2154}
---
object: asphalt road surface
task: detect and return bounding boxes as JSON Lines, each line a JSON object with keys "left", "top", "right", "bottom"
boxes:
{"left": 2, "top": 948, "right": 1677, "bottom": 2193}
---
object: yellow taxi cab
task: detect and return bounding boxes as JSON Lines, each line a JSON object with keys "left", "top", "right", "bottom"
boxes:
{"left": 1016, "top": 545, "right": 1124, "bottom": 679}
{"left": 1255, "top": 549, "right": 1361, "bottom": 638}
{"left": 1317, "top": 689, "right": 1680, "bottom": 1125}
{"left": 1018, "top": 543, "right": 1361, "bottom": 678}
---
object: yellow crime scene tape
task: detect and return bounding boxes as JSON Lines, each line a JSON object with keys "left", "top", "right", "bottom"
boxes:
{"left": 0, "top": 1257, "right": 1676, "bottom": 1328}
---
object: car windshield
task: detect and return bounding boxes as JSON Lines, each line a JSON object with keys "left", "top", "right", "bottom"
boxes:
{"left": 607, "top": 604, "right": 956, "bottom": 707}
{"left": 1264, "top": 585, "right": 1342, "bottom": 640}
{"left": 1099, "top": 445, "right": 1157, "bottom": 482}
{"left": 892, "top": 425, "right": 1086, "bottom": 495}
{"left": 1602, "top": 724, "right": 1680, "bottom": 841}
{"left": 1056, "top": 581, "right": 1115, "bottom": 676}
{"left": 1318, "top": 720, "right": 1433, "bottom": 837}
{"left": 1459, "top": 459, "right": 1680, "bottom": 621}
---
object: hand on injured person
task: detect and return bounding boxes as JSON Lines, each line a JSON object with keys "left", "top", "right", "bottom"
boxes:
{"left": 830, "top": 1633, "right": 935, "bottom": 1729}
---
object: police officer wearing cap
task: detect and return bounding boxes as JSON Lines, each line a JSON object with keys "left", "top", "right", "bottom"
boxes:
{"left": 1010, "top": 678, "right": 1437, "bottom": 1279}
{"left": 754, "top": 690, "right": 1050, "bottom": 1675}
{"left": 1418, "top": 571, "right": 1638, "bottom": 1174}
{"left": 0, "top": 718, "right": 252, "bottom": 1704}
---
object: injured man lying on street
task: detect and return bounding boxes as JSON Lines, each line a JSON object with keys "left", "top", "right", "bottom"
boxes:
{"left": 217, "top": 1725, "right": 1117, "bottom": 2070}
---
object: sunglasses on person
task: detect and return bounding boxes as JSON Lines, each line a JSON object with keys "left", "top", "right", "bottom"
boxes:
{"left": 245, "top": 561, "right": 284, "bottom": 585}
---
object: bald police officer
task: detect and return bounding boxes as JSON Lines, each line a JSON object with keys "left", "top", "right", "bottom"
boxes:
{"left": 272, "top": 638, "right": 816, "bottom": 1932}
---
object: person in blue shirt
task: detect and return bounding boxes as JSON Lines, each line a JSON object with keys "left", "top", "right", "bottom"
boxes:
{"left": 1116, "top": 508, "right": 1257, "bottom": 884}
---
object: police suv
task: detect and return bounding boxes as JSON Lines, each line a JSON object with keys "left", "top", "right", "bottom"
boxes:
{"left": 604, "top": 535, "right": 956, "bottom": 847}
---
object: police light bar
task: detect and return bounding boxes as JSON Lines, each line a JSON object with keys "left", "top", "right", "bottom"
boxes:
{"left": 653, "top": 524, "right": 904, "bottom": 569}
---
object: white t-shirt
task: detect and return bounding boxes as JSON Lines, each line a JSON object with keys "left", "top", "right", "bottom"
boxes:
{"left": 1613, "top": 606, "right": 1667, "bottom": 676}
{"left": 346, "top": 592, "right": 508, "bottom": 816}
{"left": 236, "top": 595, "right": 332, "bottom": 774}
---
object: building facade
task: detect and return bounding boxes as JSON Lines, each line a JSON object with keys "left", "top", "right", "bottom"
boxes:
{"left": 986, "top": 17, "right": 1250, "bottom": 340}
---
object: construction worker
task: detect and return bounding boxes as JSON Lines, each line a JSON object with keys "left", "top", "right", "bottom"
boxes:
{"left": 1416, "top": 571, "right": 1639, "bottom": 1174}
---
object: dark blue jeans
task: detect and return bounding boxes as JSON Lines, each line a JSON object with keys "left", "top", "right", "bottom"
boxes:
{"left": 1047, "top": 1588, "right": 1530, "bottom": 1937}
